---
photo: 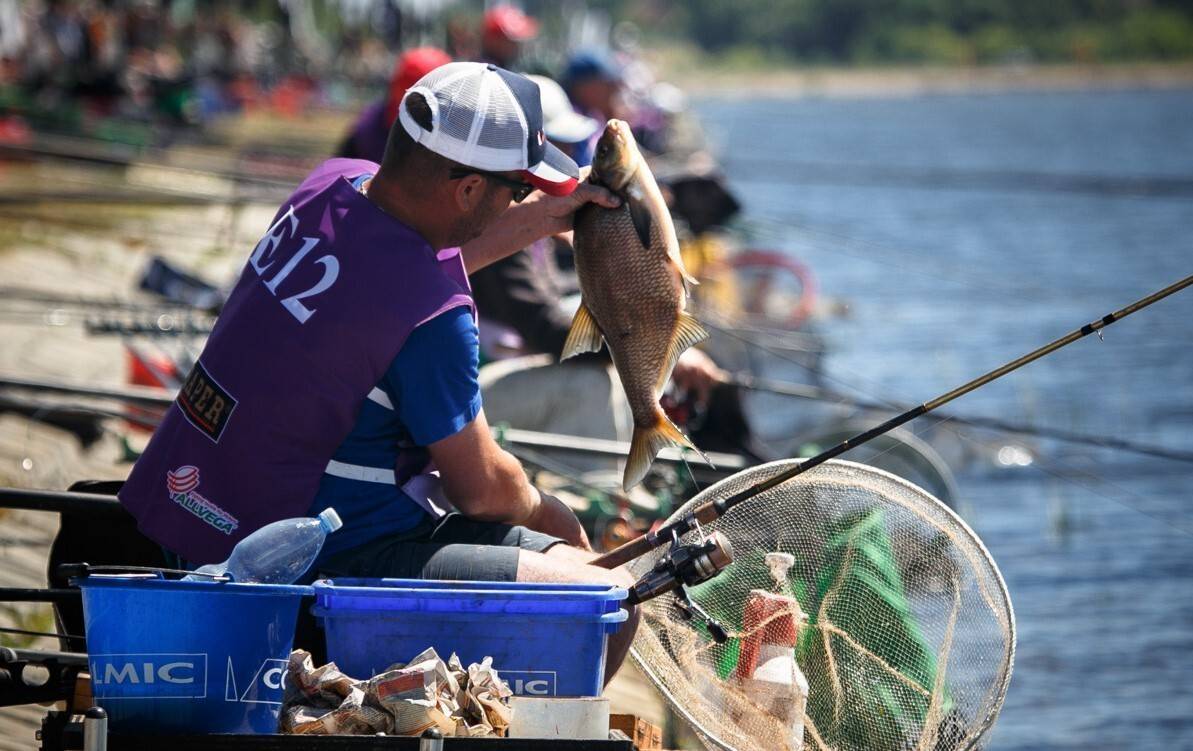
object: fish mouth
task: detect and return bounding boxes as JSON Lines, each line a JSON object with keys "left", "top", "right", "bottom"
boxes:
{"left": 604, "top": 118, "right": 630, "bottom": 137}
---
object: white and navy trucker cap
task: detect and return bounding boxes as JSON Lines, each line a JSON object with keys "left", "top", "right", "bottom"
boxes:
{"left": 398, "top": 62, "right": 580, "bottom": 196}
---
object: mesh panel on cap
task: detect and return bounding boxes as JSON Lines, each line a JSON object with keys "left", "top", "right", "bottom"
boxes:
{"left": 476, "top": 78, "right": 530, "bottom": 152}
{"left": 433, "top": 71, "right": 482, "bottom": 145}
{"left": 408, "top": 62, "right": 530, "bottom": 171}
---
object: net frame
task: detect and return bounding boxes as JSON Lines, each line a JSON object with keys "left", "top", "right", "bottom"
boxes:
{"left": 628, "top": 459, "right": 1016, "bottom": 751}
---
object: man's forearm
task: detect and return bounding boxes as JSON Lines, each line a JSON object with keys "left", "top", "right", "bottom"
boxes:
{"left": 460, "top": 201, "right": 550, "bottom": 274}
{"left": 460, "top": 174, "right": 621, "bottom": 274}
{"left": 447, "top": 448, "right": 541, "bottom": 524}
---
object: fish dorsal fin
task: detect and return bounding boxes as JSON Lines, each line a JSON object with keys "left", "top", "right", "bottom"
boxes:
{"left": 626, "top": 183, "right": 654, "bottom": 250}
{"left": 561, "top": 301, "right": 604, "bottom": 360}
{"left": 657, "top": 311, "right": 711, "bottom": 394}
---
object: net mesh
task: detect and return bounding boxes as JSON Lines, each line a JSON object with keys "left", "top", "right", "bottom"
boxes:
{"left": 628, "top": 459, "right": 1014, "bottom": 751}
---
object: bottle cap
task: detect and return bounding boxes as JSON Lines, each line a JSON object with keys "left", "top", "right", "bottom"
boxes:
{"left": 318, "top": 508, "right": 343, "bottom": 533}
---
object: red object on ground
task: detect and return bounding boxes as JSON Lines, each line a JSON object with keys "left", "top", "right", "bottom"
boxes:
{"left": 125, "top": 348, "right": 179, "bottom": 433}
{"left": 729, "top": 249, "right": 818, "bottom": 329}
{"left": 0, "top": 116, "right": 32, "bottom": 146}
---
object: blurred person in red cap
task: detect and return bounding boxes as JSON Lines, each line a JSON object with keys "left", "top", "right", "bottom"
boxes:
{"left": 480, "top": 5, "right": 538, "bottom": 70}
{"left": 337, "top": 46, "right": 452, "bottom": 163}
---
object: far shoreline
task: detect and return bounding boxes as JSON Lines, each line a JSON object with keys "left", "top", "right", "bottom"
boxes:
{"left": 657, "top": 60, "right": 1193, "bottom": 99}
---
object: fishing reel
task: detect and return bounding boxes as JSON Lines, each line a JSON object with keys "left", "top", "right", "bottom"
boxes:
{"left": 626, "top": 527, "right": 734, "bottom": 643}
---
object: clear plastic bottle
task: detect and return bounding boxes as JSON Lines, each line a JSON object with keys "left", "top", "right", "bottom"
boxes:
{"left": 184, "top": 508, "right": 342, "bottom": 584}
{"left": 728, "top": 552, "right": 809, "bottom": 751}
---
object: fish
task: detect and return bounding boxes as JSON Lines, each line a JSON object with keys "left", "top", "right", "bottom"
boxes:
{"left": 566, "top": 119, "right": 709, "bottom": 490}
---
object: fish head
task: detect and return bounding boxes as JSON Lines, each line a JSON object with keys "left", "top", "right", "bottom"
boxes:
{"left": 591, "top": 119, "right": 641, "bottom": 191}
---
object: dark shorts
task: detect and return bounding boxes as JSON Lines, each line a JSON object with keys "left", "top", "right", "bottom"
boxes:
{"left": 315, "top": 513, "right": 564, "bottom": 582}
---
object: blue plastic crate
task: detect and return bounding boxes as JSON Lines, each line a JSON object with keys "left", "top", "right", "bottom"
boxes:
{"left": 312, "top": 578, "right": 627, "bottom": 697}
{"left": 76, "top": 576, "right": 311, "bottom": 734}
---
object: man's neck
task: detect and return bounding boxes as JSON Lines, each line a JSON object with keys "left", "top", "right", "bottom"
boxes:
{"left": 363, "top": 175, "right": 447, "bottom": 249}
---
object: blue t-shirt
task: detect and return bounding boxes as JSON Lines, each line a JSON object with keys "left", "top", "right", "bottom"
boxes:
{"left": 308, "top": 305, "right": 481, "bottom": 559}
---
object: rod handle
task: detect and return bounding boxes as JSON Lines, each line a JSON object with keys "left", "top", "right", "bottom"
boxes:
{"left": 593, "top": 500, "right": 723, "bottom": 569}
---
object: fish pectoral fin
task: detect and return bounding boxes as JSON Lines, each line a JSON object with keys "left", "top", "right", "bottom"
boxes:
{"left": 560, "top": 301, "right": 604, "bottom": 360}
{"left": 657, "top": 312, "right": 712, "bottom": 393}
{"left": 624, "top": 410, "right": 705, "bottom": 490}
{"left": 627, "top": 192, "right": 654, "bottom": 250}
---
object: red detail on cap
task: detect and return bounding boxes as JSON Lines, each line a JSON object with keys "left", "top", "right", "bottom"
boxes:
{"left": 386, "top": 47, "right": 452, "bottom": 125}
{"left": 484, "top": 6, "right": 539, "bottom": 42}
{"left": 523, "top": 170, "right": 578, "bottom": 197}
{"left": 733, "top": 591, "right": 801, "bottom": 682}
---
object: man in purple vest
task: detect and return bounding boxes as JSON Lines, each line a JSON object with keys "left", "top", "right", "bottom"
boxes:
{"left": 119, "top": 62, "right": 639, "bottom": 680}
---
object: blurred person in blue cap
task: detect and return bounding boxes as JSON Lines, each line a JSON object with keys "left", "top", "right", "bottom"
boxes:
{"left": 563, "top": 49, "right": 627, "bottom": 124}
{"left": 562, "top": 49, "right": 629, "bottom": 166}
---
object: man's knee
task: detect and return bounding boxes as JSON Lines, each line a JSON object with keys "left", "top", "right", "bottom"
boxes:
{"left": 518, "top": 544, "right": 636, "bottom": 591}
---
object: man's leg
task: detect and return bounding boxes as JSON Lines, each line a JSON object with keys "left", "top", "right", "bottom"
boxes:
{"left": 320, "top": 516, "right": 642, "bottom": 685}
{"left": 516, "top": 545, "right": 640, "bottom": 687}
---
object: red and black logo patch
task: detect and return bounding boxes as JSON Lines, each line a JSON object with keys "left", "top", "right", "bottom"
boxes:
{"left": 177, "top": 361, "right": 237, "bottom": 443}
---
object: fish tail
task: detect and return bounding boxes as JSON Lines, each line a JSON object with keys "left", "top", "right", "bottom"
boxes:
{"left": 623, "top": 409, "right": 707, "bottom": 490}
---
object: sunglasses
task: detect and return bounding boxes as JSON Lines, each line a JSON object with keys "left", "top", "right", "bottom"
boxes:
{"left": 449, "top": 167, "right": 535, "bottom": 203}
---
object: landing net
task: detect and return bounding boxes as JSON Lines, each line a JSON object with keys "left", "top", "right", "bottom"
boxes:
{"left": 628, "top": 459, "right": 1014, "bottom": 751}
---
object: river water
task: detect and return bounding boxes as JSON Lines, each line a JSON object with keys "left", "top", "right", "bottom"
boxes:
{"left": 695, "top": 88, "right": 1193, "bottom": 749}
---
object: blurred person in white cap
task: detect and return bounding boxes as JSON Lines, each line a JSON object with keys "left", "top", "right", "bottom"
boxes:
{"left": 470, "top": 74, "right": 601, "bottom": 363}
{"left": 119, "top": 62, "right": 641, "bottom": 682}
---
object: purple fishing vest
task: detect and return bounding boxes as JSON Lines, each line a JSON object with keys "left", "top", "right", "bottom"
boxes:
{"left": 120, "top": 158, "right": 473, "bottom": 563}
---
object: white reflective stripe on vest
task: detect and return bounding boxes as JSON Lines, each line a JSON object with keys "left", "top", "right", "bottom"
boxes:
{"left": 367, "top": 387, "right": 394, "bottom": 410}
{"left": 322, "top": 461, "right": 455, "bottom": 519}
{"left": 324, "top": 459, "right": 395, "bottom": 484}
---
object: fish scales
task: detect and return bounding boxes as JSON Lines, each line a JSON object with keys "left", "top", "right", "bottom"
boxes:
{"left": 573, "top": 200, "right": 683, "bottom": 427}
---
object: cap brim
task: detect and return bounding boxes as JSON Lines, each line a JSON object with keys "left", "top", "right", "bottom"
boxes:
{"left": 523, "top": 141, "right": 579, "bottom": 196}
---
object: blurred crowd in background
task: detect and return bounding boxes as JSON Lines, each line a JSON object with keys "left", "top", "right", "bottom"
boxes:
{"left": 0, "top": 0, "right": 697, "bottom": 163}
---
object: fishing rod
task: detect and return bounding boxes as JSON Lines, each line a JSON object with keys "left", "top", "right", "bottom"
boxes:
{"left": 594, "top": 273, "right": 1193, "bottom": 569}
{"left": 0, "top": 287, "right": 212, "bottom": 314}
{"left": 731, "top": 372, "right": 1193, "bottom": 465}
{"left": 0, "top": 374, "right": 751, "bottom": 471}
{"left": 0, "top": 375, "right": 175, "bottom": 408}
{"left": 0, "top": 137, "right": 304, "bottom": 190}
{"left": 0, "top": 189, "right": 257, "bottom": 207}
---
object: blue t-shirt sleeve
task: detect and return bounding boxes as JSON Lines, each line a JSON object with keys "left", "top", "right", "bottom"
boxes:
{"left": 385, "top": 306, "right": 481, "bottom": 446}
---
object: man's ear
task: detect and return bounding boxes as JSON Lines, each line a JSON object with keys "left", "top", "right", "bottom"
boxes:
{"left": 452, "top": 174, "right": 486, "bottom": 212}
